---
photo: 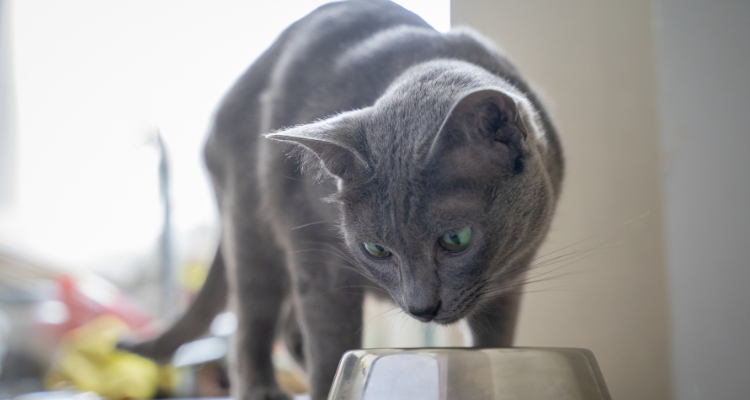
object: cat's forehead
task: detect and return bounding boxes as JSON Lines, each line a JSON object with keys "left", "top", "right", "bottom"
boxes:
{"left": 429, "top": 192, "right": 485, "bottom": 214}
{"left": 363, "top": 91, "right": 450, "bottom": 163}
{"left": 346, "top": 175, "right": 486, "bottom": 228}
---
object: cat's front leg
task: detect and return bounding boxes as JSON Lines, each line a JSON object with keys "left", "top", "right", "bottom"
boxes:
{"left": 291, "top": 259, "right": 365, "bottom": 400}
{"left": 223, "top": 216, "right": 290, "bottom": 400}
{"left": 467, "top": 286, "right": 522, "bottom": 348}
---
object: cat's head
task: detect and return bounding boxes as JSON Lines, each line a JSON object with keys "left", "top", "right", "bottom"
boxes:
{"left": 267, "top": 61, "right": 558, "bottom": 324}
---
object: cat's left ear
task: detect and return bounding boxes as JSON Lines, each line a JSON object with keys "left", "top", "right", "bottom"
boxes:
{"left": 426, "top": 88, "right": 528, "bottom": 176}
{"left": 265, "top": 110, "right": 370, "bottom": 181}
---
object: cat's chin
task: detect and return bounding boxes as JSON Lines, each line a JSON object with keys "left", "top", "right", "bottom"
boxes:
{"left": 402, "top": 309, "right": 463, "bottom": 325}
{"left": 431, "top": 314, "right": 466, "bottom": 325}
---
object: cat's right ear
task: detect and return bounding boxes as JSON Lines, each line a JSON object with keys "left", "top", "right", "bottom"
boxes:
{"left": 265, "top": 110, "right": 370, "bottom": 182}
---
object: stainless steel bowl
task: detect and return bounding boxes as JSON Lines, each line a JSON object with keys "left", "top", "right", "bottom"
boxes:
{"left": 328, "top": 347, "right": 611, "bottom": 400}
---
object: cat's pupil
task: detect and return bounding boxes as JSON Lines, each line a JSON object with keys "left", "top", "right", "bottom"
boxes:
{"left": 364, "top": 242, "right": 391, "bottom": 259}
{"left": 448, "top": 232, "right": 460, "bottom": 245}
{"left": 439, "top": 227, "right": 472, "bottom": 253}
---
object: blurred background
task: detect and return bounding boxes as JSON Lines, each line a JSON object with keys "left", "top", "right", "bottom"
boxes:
{"left": 0, "top": 0, "right": 747, "bottom": 399}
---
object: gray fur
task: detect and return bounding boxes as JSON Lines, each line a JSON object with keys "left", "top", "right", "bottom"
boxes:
{"left": 122, "top": 1, "right": 563, "bottom": 399}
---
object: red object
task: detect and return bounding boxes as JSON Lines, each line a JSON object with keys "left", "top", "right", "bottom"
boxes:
{"left": 57, "top": 273, "right": 156, "bottom": 339}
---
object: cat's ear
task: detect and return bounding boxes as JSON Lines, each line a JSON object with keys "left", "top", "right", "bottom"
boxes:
{"left": 426, "top": 88, "right": 528, "bottom": 176}
{"left": 265, "top": 110, "right": 370, "bottom": 181}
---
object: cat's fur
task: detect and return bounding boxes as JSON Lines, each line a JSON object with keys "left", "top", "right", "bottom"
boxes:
{"left": 121, "top": 1, "right": 563, "bottom": 399}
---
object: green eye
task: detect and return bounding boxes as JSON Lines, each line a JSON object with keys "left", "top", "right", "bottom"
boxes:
{"left": 439, "top": 227, "right": 472, "bottom": 253}
{"left": 363, "top": 242, "right": 391, "bottom": 259}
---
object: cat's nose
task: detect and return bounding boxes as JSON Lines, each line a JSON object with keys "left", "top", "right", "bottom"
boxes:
{"left": 408, "top": 300, "right": 442, "bottom": 321}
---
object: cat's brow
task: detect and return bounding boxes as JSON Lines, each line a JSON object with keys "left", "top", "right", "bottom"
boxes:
{"left": 428, "top": 193, "right": 484, "bottom": 220}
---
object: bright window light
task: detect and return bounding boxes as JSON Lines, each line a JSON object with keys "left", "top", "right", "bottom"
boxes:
{"left": 0, "top": 0, "right": 450, "bottom": 270}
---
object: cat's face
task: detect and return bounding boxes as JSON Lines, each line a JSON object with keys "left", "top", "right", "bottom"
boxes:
{"left": 337, "top": 95, "right": 553, "bottom": 324}
{"left": 268, "top": 66, "right": 556, "bottom": 324}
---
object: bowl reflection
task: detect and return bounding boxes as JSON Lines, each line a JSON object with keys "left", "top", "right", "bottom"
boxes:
{"left": 328, "top": 347, "right": 611, "bottom": 400}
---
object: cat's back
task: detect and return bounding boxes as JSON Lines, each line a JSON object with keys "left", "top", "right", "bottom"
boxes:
{"left": 207, "top": 0, "right": 561, "bottom": 195}
{"left": 258, "top": 1, "right": 535, "bottom": 129}
{"left": 210, "top": 0, "right": 430, "bottom": 140}
{"left": 211, "top": 0, "right": 552, "bottom": 142}
{"left": 204, "top": 0, "right": 429, "bottom": 187}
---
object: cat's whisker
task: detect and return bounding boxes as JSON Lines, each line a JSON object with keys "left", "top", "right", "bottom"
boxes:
{"left": 335, "top": 285, "right": 388, "bottom": 292}
{"left": 323, "top": 284, "right": 389, "bottom": 297}
{"left": 532, "top": 242, "right": 621, "bottom": 268}
{"left": 291, "top": 255, "right": 356, "bottom": 272}
{"left": 481, "top": 260, "right": 583, "bottom": 296}
{"left": 281, "top": 174, "right": 306, "bottom": 181}
{"left": 289, "top": 248, "right": 358, "bottom": 266}
{"left": 531, "top": 213, "right": 646, "bottom": 262}
{"left": 359, "top": 306, "right": 403, "bottom": 334}
{"left": 479, "top": 284, "right": 579, "bottom": 302}
{"left": 466, "top": 312, "right": 490, "bottom": 339}
{"left": 303, "top": 241, "right": 360, "bottom": 264}
{"left": 530, "top": 244, "right": 616, "bottom": 276}
{"left": 328, "top": 259, "right": 377, "bottom": 280}
{"left": 479, "top": 268, "right": 594, "bottom": 299}
{"left": 481, "top": 268, "right": 571, "bottom": 296}
{"left": 384, "top": 309, "right": 407, "bottom": 332}
{"left": 476, "top": 286, "right": 576, "bottom": 306}
{"left": 291, "top": 252, "right": 375, "bottom": 281}
{"left": 291, "top": 220, "right": 337, "bottom": 230}
{"left": 396, "top": 312, "right": 412, "bottom": 336}
{"left": 528, "top": 252, "right": 601, "bottom": 278}
{"left": 481, "top": 237, "right": 622, "bottom": 298}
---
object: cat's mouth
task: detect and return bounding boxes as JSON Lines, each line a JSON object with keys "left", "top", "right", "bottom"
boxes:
{"left": 432, "top": 308, "right": 473, "bottom": 325}
{"left": 403, "top": 306, "right": 472, "bottom": 326}
{"left": 432, "top": 315, "right": 462, "bottom": 325}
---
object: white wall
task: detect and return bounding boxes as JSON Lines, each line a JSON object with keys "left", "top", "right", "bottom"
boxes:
{"left": 452, "top": 1, "right": 672, "bottom": 399}
{"left": 454, "top": 0, "right": 750, "bottom": 399}
{"left": 654, "top": 1, "right": 750, "bottom": 399}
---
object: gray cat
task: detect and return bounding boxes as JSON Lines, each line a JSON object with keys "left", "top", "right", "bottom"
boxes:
{"left": 120, "top": 1, "right": 563, "bottom": 399}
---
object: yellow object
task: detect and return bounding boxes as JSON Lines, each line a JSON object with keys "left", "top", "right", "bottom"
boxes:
{"left": 46, "top": 315, "right": 178, "bottom": 399}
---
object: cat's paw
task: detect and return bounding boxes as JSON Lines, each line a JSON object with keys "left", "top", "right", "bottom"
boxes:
{"left": 244, "top": 387, "right": 292, "bottom": 400}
